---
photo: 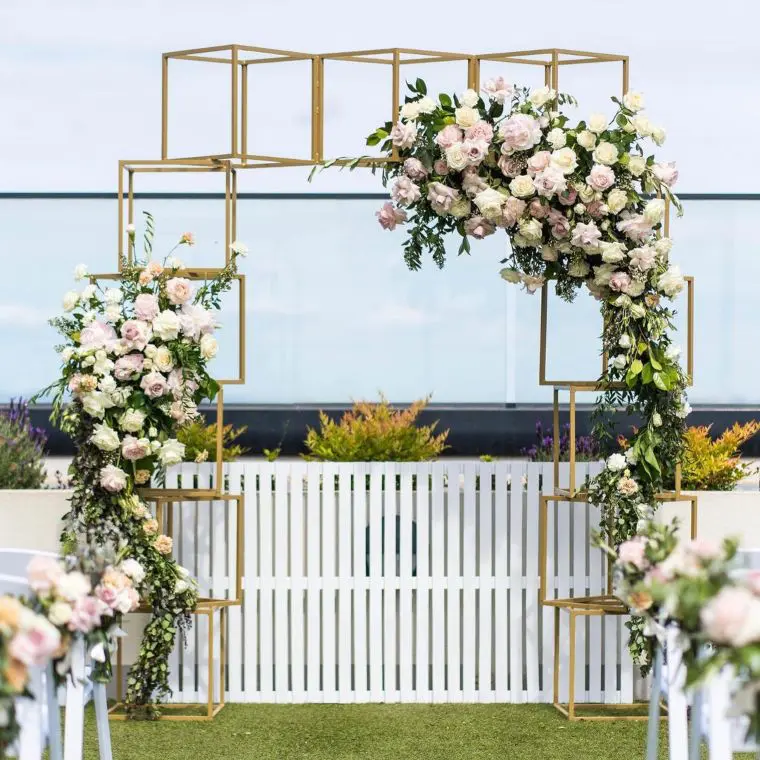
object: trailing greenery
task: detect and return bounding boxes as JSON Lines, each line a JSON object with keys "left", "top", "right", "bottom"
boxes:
{"left": 0, "top": 398, "right": 47, "bottom": 489}
{"left": 177, "top": 420, "right": 249, "bottom": 462}
{"left": 304, "top": 395, "right": 448, "bottom": 462}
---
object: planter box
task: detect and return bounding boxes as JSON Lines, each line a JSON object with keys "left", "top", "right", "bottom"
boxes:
{"left": 657, "top": 490, "right": 760, "bottom": 547}
{"left": 0, "top": 489, "right": 71, "bottom": 552}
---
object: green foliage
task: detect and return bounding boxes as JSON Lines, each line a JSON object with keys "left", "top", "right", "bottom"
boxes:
{"left": 304, "top": 395, "right": 448, "bottom": 462}
{"left": 263, "top": 447, "right": 281, "bottom": 462}
{"left": 177, "top": 420, "right": 249, "bottom": 462}
{"left": 681, "top": 422, "right": 760, "bottom": 491}
{"left": 0, "top": 399, "right": 46, "bottom": 489}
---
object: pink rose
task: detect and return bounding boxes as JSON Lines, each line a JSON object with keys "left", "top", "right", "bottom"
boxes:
{"left": 95, "top": 585, "right": 119, "bottom": 610}
{"left": 390, "top": 176, "right": 421, "bottom": 206}
{"left": 616, "top": 213, "right": 654, "bottom": 242}
{"left": 587, "top": 164, "right": 616, "bottom": 191}
{"left": 464, "top": 216, "right": 495, "bottom": 239}
{"left": 585, "top": 200, "right": 605, "bottom": 219}
{"left": 462, "top": 139, "right": 489, "bottom": 166}
{"left": 687, "top": 538, "right": 722, "bottom": 561}
{"left": 746, "top": 571, "right": 760, "bottom": 595}
{"left": 701, "top": 587, "right": 760, "bottom": 647}
{"left": 390, "top": 121, "right": 416, "bottom": 149}
{"left": 120, "top": 319, "right": 151, "bottom": 351}
{"left": 79, "top": 321, "right": 117, "bottom": 350}
{"left": 499, "top": 114, "right": 541, "bottom": 154}
{"left": 557, "top": 188, "right": 578, "bottom": 206}
{"left": 570, "top": 221, "right": 602, "bottom": 248}
{"left": 652, "top": 161, "right": 678, "bottom": 187}
{"left": 27, "top": 556, "right": 64, "bottom": 596}
{"left": 434, "top": 124, "right": 463, "bottom": 150}
{"left": 121, "top": 434, "right": 151, "bottom": 461}
{"left": 433, "top": 159, "right": 449, "bottom": 175}
{"left": 501, "top": 197, "right": 527, "bottom": 227}
{"left": 498, "top": 155, "right": 523, "bottom": 178}
{"left": 528, "top": 199, "right": 549, "bottom": 219}
{"left": 533, "top": 166, "right": 567, "bottom": 198}
{"left": 165, "top": 277, "right": 193, "bottom": 306}
{"left": 526, "top": 151, "right": 551, "bottom": 175}
{"left": 629, "top": 245, "right": 657, "bottom": 271}
{"left": 376, "top": 202, "right": 407, "bottom": 231}
{"left": 482, "top": 76, "right": 513, "bottom": 104}
{"left": 113, "top": 353, "right": 144, "bottom": 381}
{"left": 548, "top": 208, "right": 570, "bottom": 239}
{"left": 403, "top": 157, "right": 428, "bottom": 180}
{"left": 464, "top": 121, "right": 494, "bottom": 143}
{"left": 9, "top": 625, "right": 61, "bottom": 667}
{"left": 140, "top": 371, "right": 168, "bottom": 399}
{"left": 114, "top": 587, "right": 139, "bottom": 614}
{"left": 461, "top": 168, "right": 487, "bottom": 197}
{"left": 68, "top": 595, "right": 104, "bottom": 633}
{"left": 134, "top": 293, "right": 159, "bottom": 321}
{"left": 100, "top": 464, "right": 127, "bottom": 493}
{"left": 617, "top": 537, "right": 648, "bottom": 569}
{"left": 145, "top": 261, "right": 163, "bottom": 278}
{"left": 426, "top": 182, "right": 459, "bottom": 214}
{"left": 179, "top": 304, "right": 216, "bottom": 340}
{"left": 609, "top": 271, "right": 632, "bottom": 293}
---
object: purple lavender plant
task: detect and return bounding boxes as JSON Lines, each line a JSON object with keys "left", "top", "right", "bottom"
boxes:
{"left": 0, "top": 398, "right": 47, "bottom": 488}
{"left": 522, "top": 420, "right": 600, "bottom": 462}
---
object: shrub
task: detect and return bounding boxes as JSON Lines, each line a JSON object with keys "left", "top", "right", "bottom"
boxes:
{"left": 522, "top": 420, "right": 600, "bottom": 462}
{"left": 680, "top": 422, "right": 760, "bottom": 491}
{"left": 177, "top": 419, "right": 249, "bottom": 462}
{"left": 304, "top": 395, "right": 448, "bottom": 462}
{"left": 0, "top": 399, "right": 47, "bottom": 489}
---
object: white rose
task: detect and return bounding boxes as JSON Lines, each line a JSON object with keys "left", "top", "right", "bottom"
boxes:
{"left": 677, "top": 402, "right": 692, "bottom": 419}
{"left": 159, "top": 439, "right": 186, "bottom": 467}
{"left": 655, "top": 237, "right": 673, "bottom": 258}
{"left": 417, "top": 96, "right": 436, "bottom": 114}
{"left": 574, "top": 203, "right": 586, "bottom": 215}
{"left": 578, "top": 184, "right": 595, "bottom": 204}
{"left": 632, "top": 115, "right": 652, "bottom": 137}
{"left": 529, "top": 86, "right": 555, "bottom": 108}
{"left": 606, "top": 188, "right": 629, "bottom": 214}
{"left": 154, "top": 346, "right": 174, "bottom": 372}
{"left": 56, "top": 571, "right": 91, "bottom": 601}
{"left": 643, "top": 198, "right": 666, "bottom": 225}
{"left": 445, "top": 143, "right": 468, "bottom": 171}
{"left": 665, "top": 344, "right": 681, "bottom": 362}
{"left": 517, "top": 218, "right": 543, "bottom": 246}
{"left": 99, "top": 375, "right": 116, "bottom": 394}
{"left": 508, "top": 175, "right": 536, "bottom": 199}
{"left": 152, "top": 310, "right": 181, "bottom": 341}
{"left": 658, "top": 265, "right": 685, "bottom": 297}
{"left": 82, "top": 310, "right": 97, "bottom": 326}
{"left": 460, "top": 88, "right": 479, "bottom": 107}
{"left": 144, "top": 344, "right": 157, "bottom": 358}
{"left": 63, "top": 291, "right": 79, "bottom": 312}
{"left": 611, "top": 355, "right": 627, "bottom": 370}
{"left": 449, "top": 197, "right": 471, "bottom": 218}
{"left": 652, "top": 412, "right": 663, "bottom": 427}
{"left": 576, "top": 130, "right": 597, "bottom": 150}
{"left": 627, "top": 155, "right": 647, "bottom": 177}
{"left": 625, "top": 448, "right": 638, "bottom": 465}
{"left": 90, "top": 422, "right": 120, "bottom": 452}
{"left": 623, "top": 91, "right": 645, "bottom": 112}
{"left": 81, "top": 284, "right": 96, "bottom": 300}
{"left": 606, "top": 453, "right": 627, "bottom": 472}
{"left": 651, "top": 126, "right": 666, "bottom": 146}
{"left": 148, "top": 426, "right": 158, "bottom": 438}
{"left": 199, "top": 334, "right": 218, "bottom": 360}
{"left": 151, "top": 439, "right": 161, "bottom": 452}
{"left": 175, "top": 579, "right": 190, "bottom": 594}
{"left": 400, "top": 101, "right": 421, "bottom": 121}
{"left": 454, "top": 106, "right": 479, "bottom": 128}
{"left": 473, "top": 188, "right": 506, "bottom": 220}
{"left": 74, "top": 264, "right": 88, "bottom": 281}
{"left": 48, "top": 601, "right": 73, "bottom": 626}
{"left": 104, "top": 304, "right": 121, "bottom": 323}
{"left": 61, "top": 347, "right": 75, "bottom": 362}
{"left": 82, "top": 391, "right": 109, "bottom": 419}
{"left": 119, "top": 408, "right": 146, "bottom": 433}
{"left": 550, "top": 147, "right": 578, "bottom": 175}
{"left": 177, "top": 565, "right": 191, "bottom": 579}
{"left": 593, "top": 142, "right": 618, "bottom": 166}
{"left": 587, "top": 114, "right": 608, "bottom": 135}
{"left": 500, "top": 268, "right": 522, "bottom": 284}
{"left": 630, "top": 303, "right": 647, "bottom": 319}
{"left": 229, "top": 241, "right": 248, "bottom": 256}
{"left": 546, "top": 128, "right": 566, "bottom": 150}
{"left": 618, "top": 334, "right": 632, "bottom": 349}
{"left": 121, "top": 558, "right": 145, "bottom": 584}
{"left": 104, "top": 288, "right": 122, "bottom": 304}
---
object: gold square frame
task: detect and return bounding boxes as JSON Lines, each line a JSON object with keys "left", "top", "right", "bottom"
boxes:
{"left": 110, "top": 600, "right": 228, "bottom": 721}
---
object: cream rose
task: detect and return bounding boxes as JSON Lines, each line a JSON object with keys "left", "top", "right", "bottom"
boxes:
{"left": 100, "top": 464, "right": 128, "bottom": 493}
{"left": 651, "top": 126, "right": 666, "bottom": 146}
{"left": 152, "top": 310, "right": 181, "bottom": 341}
{"left": 546, "top": 128, "right": 566, "bottom": 150}
{"left": 449, "top": 197, "right": 471, "bottom": 218}
{"left": 528, "top": 86, "right": 555, "bottom": 108}
{"left": 632, "top": 114, "right": 652, "bottom": 137}
{"left": 63, "top": 291, "right": 79, "bottom": 312}
{"left": 119, "top": 408, "right": 146, "bottom": 433}
{"left": 592, "top": 141, "right": 618, "bottom": 166}
{"left": 576, "top": 130, "right": 597, "bottom": 150}
{"left": 399, "top": 101, "right": 421, "bottom": 121}
{"left": 165, "top": 278, "right": 193, "bottom": 306}
{"left": 550, "top": 147, "right": 578, "bottom": 175}
{"left": 200, "top": 334, "right": 218, "bottom": 359}
{"left": 445, "top": 143, "right": 468, "bottom": 171}
{"left": 417, "top": 96, "right": 436, "bottom": 114}
{"left": 159, "top": 439, "right": 186, "bottom": 467}
{"left": 623, "top": 91, "right": 645, "bottom": 112}
{"left": 460, "top": 88, "right": 479, "bottom": 107}
{"left": 508, "top": 175, "right": 536, "bottom": 199}
{"left": 154, "top": 346, "right": 174, "bottom": 372}
{"left": 643, "top": 198, "right": 666, "bottom": 225}
{"left": 606, "top": 188, "right": 629, "bottom": 214}
{"left": 658, "top": 265, "right": 685, "bottom": 297}
{"left": 473, "top": 188, "right": 506, "bottom": 221}
{"left": 454, "top": 106, "right": 479, "bottom": 128}
{"left": 90, "top": 423, "right": 120, "bottom": 452}
{"left": 587, "top": 113, "right": 608, "bottom": 134}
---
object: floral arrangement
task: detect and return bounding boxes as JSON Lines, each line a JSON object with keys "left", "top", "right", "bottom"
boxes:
{"left": 36, "top": 217, "right": 245, "bottom": 716}
{"left": 365, "top": 78, "right": 690, "bottom": 662}
{"left": 0, "top": 551, "right": 141, "bottom": 752}
{"left": 608, "top": 523, "right": 760, "bottom": 736}
{"left": 0, "top": 398, "right": 47, "bottom": 489}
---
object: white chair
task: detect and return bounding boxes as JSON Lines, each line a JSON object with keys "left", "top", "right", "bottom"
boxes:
{"left": 0, "top": 550, "right": 113, "bottom": 760}
{"left": 0, "top": 573, "right": 59, "bottom": 760}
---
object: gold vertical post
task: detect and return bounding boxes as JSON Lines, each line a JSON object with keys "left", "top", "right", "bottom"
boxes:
{"left": 224, "top": 164, "right": 231, "bottom": 265}
{"left": 241, "top": 63, "right": 248, "bottom": 165}
{"left": 231, "top": 168, "right": 238, "bottom": 246}
{"left": 239, "top": 275, "right": 246, "bottom": 384}
{"left": 231, "top": 46, "right": 239, "bottom": 157}
{"left": 690, "top": 496, "right": 698, "bottom": 540}
{"left": 127, "top": 169, "right": 135, "bottom": 264}
{"left": 117, "top": 162, "right": 124, "bottom": 271}
{"left": 621, "top": 57, "right": 629, "bottom": 96}
{"left": 391, "top": 49, "right": 400, "bottom": 161}
{"left": 161, "top": 54, "right": 169, "bottom": 159}
{"left": 687, "top": 277, "right": 694, "bottom": 382}
{"left": 220, "top": 607, "right": 227, "bottom": 705}
{"left": 539, "top": 285, "right": 548, "bottom": 383}
{"left": 215, "top": 386, "right": 224, "bottom": 493}
{"left": 207, "top": 608, "right": 214, "bottom": 719}
{"left": 568, "top": 611, "right": 576, "bottom": 719}
{"left": 467, "top": 57, "right": 480, "bottom": 91}
{"left": 551, "top": 49, "right": 559, "bottom": 91}
{"left": 553, "top": 388, "right": 560, "bottom": 489}
{"left": 553, "top": 607, "right": 560, "bottom": 705}
{"left": 311, "top": 56, "right": 323, "bottom": 162}
{"left": 569, "top": 387, "right": 576, "bottom": 495}
{"left": 544, "top": 64, "right": 551, "bottom": 87}
{"left": 539, "top": 496, "right": 547, "bottom": 603}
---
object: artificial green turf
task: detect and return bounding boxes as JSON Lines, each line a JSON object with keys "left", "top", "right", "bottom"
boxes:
{"left": 77, "top": 703, "right": 725, "bottom": 760}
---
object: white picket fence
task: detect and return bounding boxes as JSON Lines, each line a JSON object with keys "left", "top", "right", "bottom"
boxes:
{"left": 158, "top": 460, "right": 635, "bottom": 705}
